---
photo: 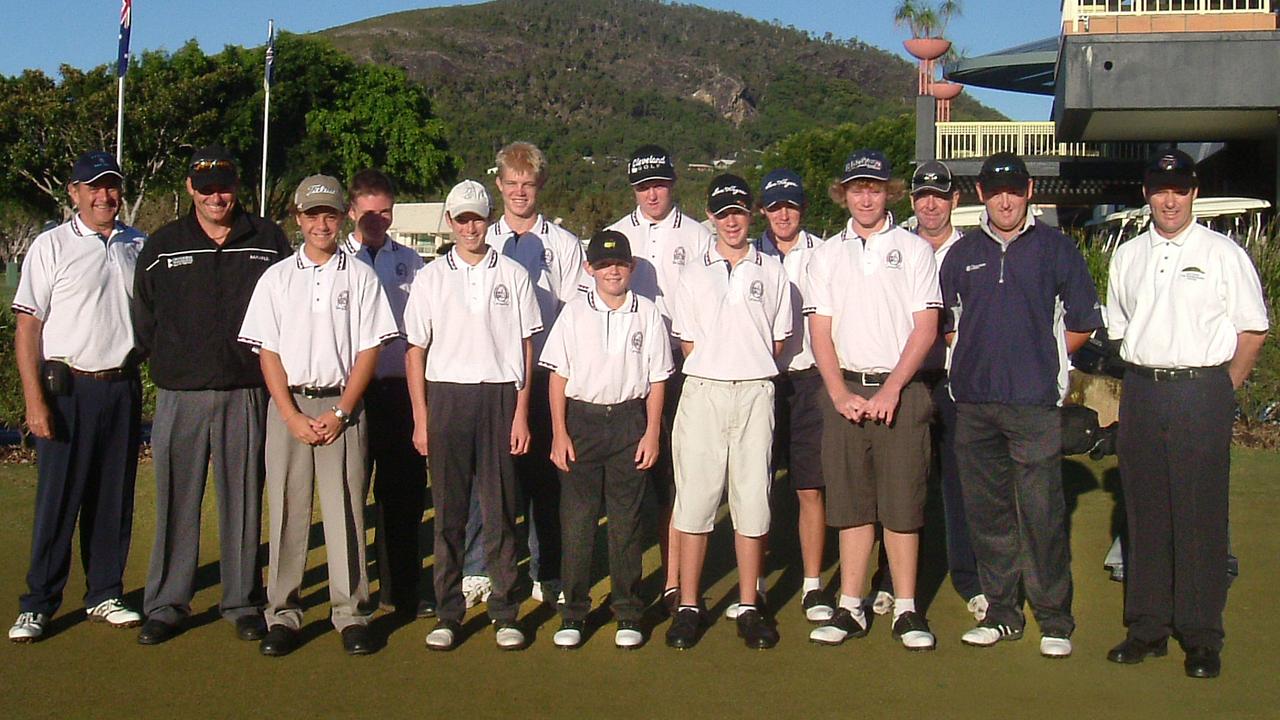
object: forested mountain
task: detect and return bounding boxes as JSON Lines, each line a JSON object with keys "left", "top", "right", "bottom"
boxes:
{"left": 323, "top": 0, "right": 1001, "bottom": 230}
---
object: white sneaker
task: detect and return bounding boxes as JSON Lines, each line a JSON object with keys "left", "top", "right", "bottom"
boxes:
{"left": 462, "top": 575, "right": 491, "bottom": 609}
{"left": 552, "top": 621, "right": 583, "bottom": 649}
{"left": 614, "top": 621, "right": 644, "bottom": 649}
{"left": 531, "top": 580, "right": 562, "bottom": 605}
{"left": 86, "top": 598, "right": 142, "bottom": 628}
{"left": 425, "top": 620, "right": 460, "bottom": 651}
{"left": 8, "top": 612, "right": 47, "bottom": 643}
{"left": 494, "top": 622, "right": 526, "bottom": 650}
{"left": 961, "top": 622, "right": 1023, "bottom": 647}
{"left": 871, "top": 590, "right": 895, "bottom": 615}
{"left": 1040, "top": 635, "right": 1073, "bottom": 658}
{"left": 966, "top": 593, "right": 989, "bottom": 622}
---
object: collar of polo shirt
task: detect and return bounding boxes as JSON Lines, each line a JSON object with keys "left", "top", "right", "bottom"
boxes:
{"left": 843, "top": 212, "right": 897, "bottom": 242}
{"left": 761, "top": 229, "right": 817, "bottom": 254}
{"left": 585, "top": 288, "right": 639, "bottom": 314}
{"left": 295, "top": 245, "right": 346, "bottom": 270}
{"left": 444, "top": 244, "right": 499, "bottom": 270}
{"left": 705, "top": 243, "right": 762, "bottom": 266}
{"left": 70, "top": 213, "right": 125, "bottom": 241}
{"left": 631, "top": 204, "right": 685, "bottom": 229}
{"left": 493, "top": 213, "right": 550, "bottom": 237}
{"left": 1148, "top": 219, "right": 1197, "bottom": 248}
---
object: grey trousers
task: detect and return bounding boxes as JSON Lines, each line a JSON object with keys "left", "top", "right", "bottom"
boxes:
{"left": 954, "top": 402, "right": 1074, "bottom": 638}
{"left": 143, "top": 388, "right": 267, "bottom": 625}
{"left": 264, "top": 395, "right": 371, "bottom": 632}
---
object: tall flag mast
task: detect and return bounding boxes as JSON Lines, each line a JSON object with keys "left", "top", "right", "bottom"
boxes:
{"left": 115, "top": 0, "right": 132, "bottom": 164}
{"left": 259, "top": 19, "right": 275, "bottom": 215}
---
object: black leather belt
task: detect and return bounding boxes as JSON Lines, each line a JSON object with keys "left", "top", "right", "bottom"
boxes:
{"left": 567, "top": 397, "right": 644, "bottom": 417}
{"left": 289, "top": 385, "right": 343, "bottom": 398}
{"left": 842, "top": 370, "right": 892, "bottom": 387}
{"left": 1126, "top": 363, "right": 1228, "bottom": 382}
{"left": 70, "top": 366, "right": 132, "bottom": 381}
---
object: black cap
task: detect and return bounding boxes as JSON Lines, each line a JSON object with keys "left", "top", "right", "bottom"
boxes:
{"left": 911, "top": 160, "right": 954, "bottom": 195}
{"left": 188, "top": 145, "right": 239, "bottom": 192}
{"left": 627, "top": 145, "right": 676, "bottom": 185}
{"left": 1144, "top": 149, "right": 1198, "bottom": 191}
{"left": 977, "top": 152, "right": 1031, "bottom": 192}
{"left": 586, "top": 229, "right": 633, "bottom": 266}
{"left": 707, "top": 174, "right": 753, "bottom": 215}
{"left": 841, "top": 149, "right": 892, "bottom": 184}
{"left": 71, "top": 151, "right": 123, "bottom": 184}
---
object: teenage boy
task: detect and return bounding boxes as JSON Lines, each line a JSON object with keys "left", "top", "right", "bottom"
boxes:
{"left": 542, "top": 230, "right": 674, "bottom": 650}
{"left": 755, "top": 169, "right": 833, "bottom": 623}
{"left": 9, "top": 151, "right": 146, "bottom": 643}
{"left": 665, "top": 174, "right": 791, "bottom": 651}
{"left": 940, "top": 152, "right": 1103, "bottom": 659}
{"left": 805, "top": 150, "right": 941, "bottom": 652}
{"left": 238, "top": 175, "right": 398, "bottom": 657}
{"left": 339, "top": 169, "right": 431, "bottom": 618}
{"left": 405, "top": 180, "right": 542, "bottom": 652}
{"left": 486, "top": 141, "right": 584, "bottom": 603}
{"left": 606, "top": 145, "right": 712, "bottom": 611}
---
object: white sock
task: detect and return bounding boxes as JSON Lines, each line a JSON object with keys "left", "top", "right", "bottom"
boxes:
{"left": 839, "top": 594, "right": 864, "bottom": 616}
{"left": 802, "top": 577, "right": 821, "bottom": 593}
{"left": 893, "top": 597, "right": 916, "bottom": 621}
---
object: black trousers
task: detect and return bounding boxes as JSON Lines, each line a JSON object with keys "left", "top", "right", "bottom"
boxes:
{"left": 1117, "top": 368, "right": 1233, "bottom": 651}
{"left": 559, "top": 398, "right": 649, "bottom": 623}
{"left": 365, "top": 378, "right": 428, "bottom": 611}
{"left": 954, "top": 402, "right": 1074, "bottom": 637}
{"left": 21, "top": 373, "right": 141, "bottom": 615}
{"left": 516, "top": 369, "right": 561, "bottom": 583}
{"left": 428, "top": 382, "right": 520, "bottom": 623}
{"left": 933, "top": 380, "right": 982, "bottom": 601}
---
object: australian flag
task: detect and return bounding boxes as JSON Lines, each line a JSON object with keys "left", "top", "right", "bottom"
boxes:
{"left": 264, "top": 24, "right": 275, "bottom": 89}
{"left": 116, "top": 0, "right": 132, "bottom": 78}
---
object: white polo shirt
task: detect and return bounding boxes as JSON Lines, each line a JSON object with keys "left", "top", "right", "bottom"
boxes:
{"left": 804, "top": 215, "right": 942, "bottom": 373}
{"left": 343, "top": 234, "right": 424, "bottom": 379}
{"left": 921, "top": 227, "right": 963, "bottom": 372}
{"left": 238, "top": 248, "right": 399, "bottom": 388}
{"left": 758, "top": 229, "right": 826, "bottom": 373}
{"left": 670, "top": 243, "right": 791, "bottom": 381}
{"left": 1107, "top": 222, "right": 1269, "bottom": 369}
{"left": 487, "top": 214, "right": 585, "bottom": 359}
{"left": 538, "top": 286, "right": 674, "bottom": 404}
{"left": 606, "top": 206, "right": 712, "bottom": 329}
{"left": 12, "top": 214, "right": 146, "bottom": 372}
{"left": 403, "top": 246, "right": 542, "bottom": 389}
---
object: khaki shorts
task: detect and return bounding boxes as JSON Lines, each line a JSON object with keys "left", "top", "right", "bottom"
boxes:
{"left": 671, "top": 376, "right": 775, "bottom": 538}
{"left": 822, "top": 379, "right": 932, "bottom": 532}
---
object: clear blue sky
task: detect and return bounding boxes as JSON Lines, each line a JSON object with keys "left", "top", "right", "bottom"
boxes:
{"left": 1, "top": 1, "right": 1058, "bottom": 120}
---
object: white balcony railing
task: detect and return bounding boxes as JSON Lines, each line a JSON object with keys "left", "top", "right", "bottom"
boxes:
{"left": 936, "top": 122, "right": 1154, "bottom": 161}
{"left": 1063, "top": 0, "right": 1276, "bottom": 31}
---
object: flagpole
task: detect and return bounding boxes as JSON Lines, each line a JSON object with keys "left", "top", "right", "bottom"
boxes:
{"left": 115, "top": 75, "right": 126, "bottom": 165}
{"left": 115, "top": 0, "right": 132, "bottom": 165}
{"left": 259, "top": 19, "right": 274, "bottom": 215}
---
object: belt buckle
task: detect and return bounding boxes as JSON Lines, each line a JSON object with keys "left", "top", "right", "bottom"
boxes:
{"left": 861, "top": 373, "right": 882, "bottom": 387}
{"left": 300, "top": 386, "right": 322, "bottom": 398}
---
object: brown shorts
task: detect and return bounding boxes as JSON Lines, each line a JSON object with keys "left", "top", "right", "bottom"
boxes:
{"left": 821, "top": 378, "right": 932, "bottom": 532}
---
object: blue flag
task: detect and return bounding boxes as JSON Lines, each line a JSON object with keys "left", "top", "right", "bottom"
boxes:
{"left": 264, "top": 25, "right": 275, "bottom": 89}
{"left": 116, "top": 0, "right": 132, "bottom": 78}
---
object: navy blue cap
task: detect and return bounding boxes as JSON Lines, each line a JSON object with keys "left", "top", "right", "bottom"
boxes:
{"left": 71, "top": 151, "right": 123, "bottom": 184}
{"left": 841, "top": 149, "right": 892, "bottom": 184}
{"left": 978, "top": 152, "right": 1031, "bottom": 192}
{"left": 627, "top": 145, "right": 676, "bottom": 185}
{"left": 1144, "top": 149, "right": 1198, "bottom": 191}
{"left": 761, "top": 169, "right": 805, "bottom": 208}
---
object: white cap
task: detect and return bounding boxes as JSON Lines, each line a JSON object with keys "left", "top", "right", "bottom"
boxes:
{"left": 444, "top": 180, "right": 491, "bottom": 219}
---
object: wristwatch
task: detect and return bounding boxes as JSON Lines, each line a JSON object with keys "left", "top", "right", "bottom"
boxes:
{"left": 331, "top": 406, "right": 350, "bottom": 425}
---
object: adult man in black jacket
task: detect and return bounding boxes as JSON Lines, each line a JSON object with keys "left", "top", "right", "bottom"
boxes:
{"left": 131, "top": 146, "right": 292, "bottom": 645}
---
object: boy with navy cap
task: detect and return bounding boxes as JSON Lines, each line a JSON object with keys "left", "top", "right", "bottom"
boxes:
{"left": 754, "top": 168, "right": 834, "bottom": 624}
{"left": 541, "top": 230, "right": 674, "bottom": 650}
{"left": 665, "top": 174, "right": 791, "bottom": 650}
{"left": 10, "top": 150, "right": 146, "bottom": 643}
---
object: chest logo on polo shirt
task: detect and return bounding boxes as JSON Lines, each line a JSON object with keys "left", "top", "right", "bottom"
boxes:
{"left": 630, "top": 331, "right": 644, "bottom": 353}
{"left": 249, "top": 253, "right": 273, "bottom": 263}
{"left": 749, "top": 280, "right": 765, "bottom": 302}
{"left": 336, "top": 290, "right": 349, "bottom": 312}
{"left": 493, "top": 284, "right": 511, "bottom": 306}
{"left": 1180, "top": 266, "right": 1206, "bottom": 281}
{"left": 542, "top": 249, "right": 555, "bottom": 269}
{"left": 672, "top": 247, "right": 687, "bottom": 266}
{"left": 166, "top": 255, "right": 194, "bottom": 268}
{"left": 885, "top": 249, "right": 903, "bottom": 269}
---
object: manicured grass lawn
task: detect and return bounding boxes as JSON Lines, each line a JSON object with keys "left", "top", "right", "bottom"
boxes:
{"left": 1, "top": 451, "right": 1278, "bottom": 719}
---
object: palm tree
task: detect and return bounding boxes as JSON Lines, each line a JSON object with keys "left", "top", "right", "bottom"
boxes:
{"left": 894, "top": 0, "right": 963, "bottom": 39}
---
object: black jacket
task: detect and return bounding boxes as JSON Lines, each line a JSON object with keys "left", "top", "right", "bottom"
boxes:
{"left": 132, "top": 207, "right": 292, "bottom": 390}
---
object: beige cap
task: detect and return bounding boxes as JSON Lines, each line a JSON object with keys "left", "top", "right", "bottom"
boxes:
{"left": 293, "top": 174, "right": 347, "bottom": 212}
{"left": 444, "top": 179, "right": 491, "bottom": 219}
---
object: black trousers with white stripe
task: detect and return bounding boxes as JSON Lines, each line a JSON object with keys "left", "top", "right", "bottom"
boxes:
{"left": 1117, "top": 368, "right": 1233, "bottom": 651}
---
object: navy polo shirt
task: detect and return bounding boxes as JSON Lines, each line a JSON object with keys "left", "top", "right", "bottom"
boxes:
{"left": 940, "top": 219, "right": 1102, "bottom": 406}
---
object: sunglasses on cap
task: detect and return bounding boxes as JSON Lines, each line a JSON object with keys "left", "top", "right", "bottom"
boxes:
{"left": 190, "top": 159, "right": 236, "bottom": 173}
